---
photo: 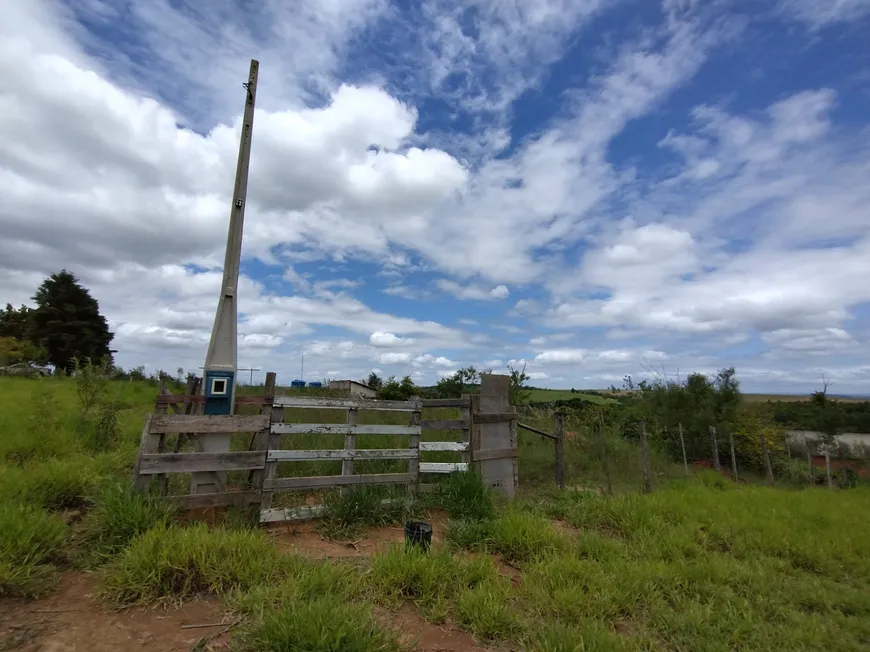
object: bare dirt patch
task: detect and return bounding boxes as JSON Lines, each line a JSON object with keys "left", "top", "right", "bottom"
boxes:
{"left": 0, "top": 573, "right": 228, "bottom": 652}
{"left": 380, "top": 603, "right": 505, "bottom": 652}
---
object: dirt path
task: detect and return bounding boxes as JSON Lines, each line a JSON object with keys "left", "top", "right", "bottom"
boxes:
{"left": 0, "top": 574, "right": 228, "bottom": 652}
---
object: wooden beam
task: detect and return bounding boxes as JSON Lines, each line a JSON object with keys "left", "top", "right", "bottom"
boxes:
{"left": 164, "top": 491, "right": 261, "bottom": 509}
{"left": 420, "top": 462, "right": 468, "bottom": 473}
{"left": 271, "top": 424, "right": 421, "bottom": 436}
{"left": 517, "top": 422, "right": 558, "bottom": 440}
{"left": 139, "top": 451, "right": 267, "bottom": 474}
{"left": 267, "top": 449, "right": 417, "bottom": 462}
{"left": 421, "top": 398, "right": 471, "bottom": 408}
{"left": 150, "top": 414, "right": 269, "bottom": 435}
{"left": 473, "top": 447, "right": 518, "bottom": 462}
{"left": 265, "top": 472, "right": 413, "bottom": 490}
{"left": 420, "top": 441, "right": 469, "bottom": 452}
{"left": 421, "top": 419, "right": 468, "bottom": 430}
{"left": 273, "top": 396, "right": 420, "bottom": 411}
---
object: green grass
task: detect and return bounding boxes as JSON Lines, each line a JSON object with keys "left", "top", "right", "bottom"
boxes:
{"left": 525, "top": 388, "right": 617, "bottom": 404}
{"left": 0, "top": 503, "right": 69, "bottom": 597}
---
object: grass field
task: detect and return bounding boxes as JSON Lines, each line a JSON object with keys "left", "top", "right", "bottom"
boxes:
{"left": 2, "top": 376, "right": 870, "bottom": 651}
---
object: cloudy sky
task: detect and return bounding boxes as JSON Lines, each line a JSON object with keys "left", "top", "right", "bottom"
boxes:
{"left": 2, "top": 0, "right": 870, "bottom": 393}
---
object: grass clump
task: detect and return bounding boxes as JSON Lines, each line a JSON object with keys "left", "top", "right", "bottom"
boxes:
{"left": 77, "top": 481, "right": 177, "bottom": 563}
{"left": 100, "top": 523, "right": 283, "bottom": 604}
{"left": 238, "top": 596, "right": 409, "bottom": 652}
{"left": 522, "top": 622, "right": 633, "bottom": 652}
{"left": 488, "top": 510, "right": 569, "bottom": 564}
{"left": 428, "top": 469, "right": 495, "bottom": 521}
{"left": 318, "top": 486, "right": 412, "bottom": 540}
{"left": 445, "top": 519, "right": 493, "bottom": 551}
{"left": 13, "top": 456, "right": 101, "bottom": 510}
{"left": 455, "top": 577, "right": 520, "bottom": 642}
{"left": 0, "top": 503, "right": 68, "bottom": 597}
{"left": 368, "top": 544, "right": 496, "bottom": 620}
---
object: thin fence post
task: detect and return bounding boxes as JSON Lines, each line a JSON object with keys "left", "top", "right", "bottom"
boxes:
{"left": 678, "top": 422, "right": 688, "bottom": 475}
{"left": 728, "top": 429, "right": 738, "bottom": 481}
{"left": 341, "top": 407, "right": 358, "bottom": 497}
{"left": 260, "top": 373, "right": 284, "bottom": 515}
{"left": 554, "top": 412, "right": 565, "bottom": 489}
{"left": 407, "top": 402, "right": 422, "bottom": 501}
{"left": 248, "top": 372, "right": 275, "bottom": 494}
{"left": 760, "top": 430, "right": 774, "bottom": 484}
{"left": 709, "top": 425, "right": 721, "bottom": 471}
{"left": 640, "top": 421, "right": 652, "bottom": 494}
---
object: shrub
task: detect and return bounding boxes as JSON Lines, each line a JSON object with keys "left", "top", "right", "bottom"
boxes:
{"left": 78, "top": 481, "right": 177, "bottom": 562}
{"left": 99, "top": 524, "right": 283, "bottom": 604}
{"left": 0, "top": 504, "right": 68, "bottom": 597}
{"left": 238, "top": 597, "right": 409, "bottom": 652}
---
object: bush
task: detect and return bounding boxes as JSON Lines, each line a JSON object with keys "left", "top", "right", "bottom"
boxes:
{"left": 773, "top": 457, "right": 813, "bottom": 487}
{"left": 0, "top": 504, "right": 68, "bottom": 597}
{"left": 238, "top": 597, "right": 409, "bottom": 652}
{"left": 99, "top": 524, "right": 284, "bottom": 604}
{"left": 78, "top": 481, "right": 177, "bottom": 562}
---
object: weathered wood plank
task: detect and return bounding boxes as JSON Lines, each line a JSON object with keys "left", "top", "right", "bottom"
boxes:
{"left": 474, "top": 412, "right": 517, "bottom": 424}
{"left": 341, "top": 408, "right": 358, "bottom": 496}
{"left": 265, "top": 472, "right": 413, "bottom": 490}
{"left": 421, "top": 419, "right": 468, "bottom": 431}
{"left": 261, "top": 498, "right": 404, "bottom": 524}
{"left": 420, "top": 462, "right": 468, "bottom": 473}
{"left": 273, "top": 396, "right": 420, "bottom": 411}
{"left": 132, "top": 414, "right": 156, "bottom": 493}
{"left": 408, "top": 408, "right": 421, "bottom": 498}
{"left": 259, "top": 393, "right": 284, "bottom": 512}
{"left": 517, "top": 422, "right": 558, "bottom": 440}
{"left": 139, "top": 451, "right": 267, "bottom": 474}
{"left": 165, "top": 491, "right": 261, "bottom": 509}
{"left": 422, "top": 398, "right": 471, "bottom": 408}
{"left": 473, "top": 447, "right": 518, "bottom": 462}
{"left": 420, "top": 441, "right": 469, "bottom": 452}
{"left": 247, "top": 372, "right": 276, "bottom": 491}
{"left": 271, "top": 424, "right": 421, "bottom": 436}
{"left": 150, "top": 414, "right": 269, "bottom": 435}
{"left": 267, "top": 449, "right": 417, "bottom": 462}
{"left": 154, "top": 394, "right": 271, "bottom": 406}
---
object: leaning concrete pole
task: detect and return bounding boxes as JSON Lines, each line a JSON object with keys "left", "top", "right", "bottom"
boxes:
{"left": 191, "top": 59, "right": 259, "bottom": 495}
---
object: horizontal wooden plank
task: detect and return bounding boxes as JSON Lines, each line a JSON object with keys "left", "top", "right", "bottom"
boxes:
{"left": 265, "top": 472, "right": 413, "bottom": 490}
{"left": 139, "top": 451, "right": 267, "bottom": 474}
{"left": 421, "top": 398, "right": 471, "bottom": 408}
{"left": 473, "top": 447, "right": 518, "bottom": 462}
{"left": 155, "top": 395, "right": 270, "bottom": 406}
{"left": 517, "top": 422, "right": 558, "bottom": 440}
{"left": 261, "top": 498, "right": 405, "bottom": 523}
{"left": 474, "top": 412, "right": 517, "bottom": 424}
{"left": 164, "top": 491, "right": 261, "bottom": 509}
{"left": 420, "top": 441, "right": 469, "bottom": 452}
{"left": 273, "top": 396, "right": 420, "bottom": 411}
{"left": 421, "top": 419, "right": 468, "bottom": 430}
{"left": 150, "top": 414, "right": 270, "bottom": 435}
{"left": 267, "top": 449, "right": 417, "bottom": 462}
{"left": 420, "top": 462, "right": 468, "bottom": 474}
{"left": 271, "top": 424, "right": 421, "bottom": 436}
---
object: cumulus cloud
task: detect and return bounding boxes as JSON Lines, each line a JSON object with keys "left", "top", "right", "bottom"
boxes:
{"left": 369, "top": 331, "right": 414, "bottom": 347}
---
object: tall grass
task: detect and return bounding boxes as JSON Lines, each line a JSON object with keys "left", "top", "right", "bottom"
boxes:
{"left": 0, "top": 504, "right": 68, "bottom": 597}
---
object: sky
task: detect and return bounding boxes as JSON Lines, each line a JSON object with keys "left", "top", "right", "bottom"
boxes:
{"left": 2, "top": 0, "right": 870, "bottom": 393}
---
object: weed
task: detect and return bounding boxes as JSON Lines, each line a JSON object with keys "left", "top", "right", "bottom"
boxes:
{"left": 427, "top": 469, "right": 495, "bottom": 521}
{"left": 238, "top": 597, "right": 409, "bottom": 652}
{"left": 455, "top": 577, "right": 520, "bottom": 642}
{"left": 0, "top": 504, "right": 68, "bottom": 597}
{"left": 445, "top": 519, "right": 493, "bottom": 551}
{"left": 488, "top": 510, "right": 569, "bottom": 564}
{"left": 99, "top": 524, "right": 283, "bottom": 604}
{"left": 77, "top": 480, "right": 177, "bottom": 562}
{"left": 318, "top": 485, "right": 412, "bottom": 540}
{"left": 13, "top": 456, "right": 101, "bottom": 510}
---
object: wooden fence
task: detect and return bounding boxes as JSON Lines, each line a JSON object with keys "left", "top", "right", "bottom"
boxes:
{"left": 132, "top": 373, "right": 517, "bottom": 522}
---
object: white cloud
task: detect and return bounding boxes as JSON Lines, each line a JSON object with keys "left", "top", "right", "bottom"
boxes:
{"left": 535, "top": 349, "right": 668, "bottom": 364}
{"left": 413, "top": 354, "right": 455, "bottom": 368}
{"left": 490, "top": 285, "right": 510, "bottom": 299}
{"left": 377, "top": 352, "right": 413, "bottom": 365}
{"left": 369, "top": 331, "right": 415, "bottom": 347}
{"left": 777, "top": 0, "right": 870, "bottom": 28}
{"left": 435, "top": 279, "right": 511, "bottom": 301}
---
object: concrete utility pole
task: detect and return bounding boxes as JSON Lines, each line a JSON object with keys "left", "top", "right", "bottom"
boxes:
{"left": 192, "top": 59, "right": 259, "bottom": 495}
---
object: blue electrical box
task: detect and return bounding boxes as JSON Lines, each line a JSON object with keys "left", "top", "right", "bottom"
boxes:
{"left": 204, "top": 370, "right": 235, "bottom": 415}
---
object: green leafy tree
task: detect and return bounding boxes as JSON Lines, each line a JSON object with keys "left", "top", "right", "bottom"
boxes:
{"left": 377, "top": 375, "right": 417, "bottom": 400}
{"left": 30, "top": 270, "right": 115, "bottom": 374}
{"left": 364, "top": 371, "right": 384, "bottom": 390}
{"left": 435, "top": 366, "right": 479, "bottom": 399}
{"left": 508, "top": 363, "right": 531, "bottom": 406}
{"left": 0, "top": 304, "right": 33, "bottom": 340}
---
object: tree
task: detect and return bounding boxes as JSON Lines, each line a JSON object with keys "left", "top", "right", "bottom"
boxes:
{"left": 365, "top": 371, "right": 384, "bottom": 390}
{"left": 377, "top": 375, "right": 417, "bottom": 401}
{"left": 30, "top": 270, "right": 115, "bottom": 374}
{"left": 0, "top": 336, "right": 46, "bottom": 366}
{"left": 508, "top": 363, "right": 531, "bottom": 406}
{"left": 435, "top": 366, "right": 479, "bottom": 399}
{"left": 0, "top": 304, "right": 33, "bottom": 340}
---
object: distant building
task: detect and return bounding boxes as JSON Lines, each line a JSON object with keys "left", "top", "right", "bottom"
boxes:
{"left": 328, "top": 379, "right": 377, "bottom": 399}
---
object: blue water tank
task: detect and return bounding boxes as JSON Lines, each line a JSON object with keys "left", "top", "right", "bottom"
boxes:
{"left": 291, "top": 379, "right": 306, "bottom": 388}
{"left": 308, "top": 381, "right": 322, "bottom": 388}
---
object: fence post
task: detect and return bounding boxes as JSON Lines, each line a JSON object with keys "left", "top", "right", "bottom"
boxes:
{"left": 824, "top": 446, "right": 833, "bottom": 489}
{"left": 408, "top": 402, "right": 422, "bottom": 500}
{"left": 260, "top": 373, "right": 284, "bottom": 515}
{"left": 554, "top": 412, "right": 565, "bottom": 489}
{"left": 760, "top": 430, "right": 774, "bottom": 484}
{"left": 341, "top": 407, "right": 358, "bottom": 496}
{"left": 728, "top": 429, "right": 738, "bottom": 481}
{"left": 155, "top": 378, "right": 169, "bottom": 495}
{"left": 678, "top": 422, "right": 689, "bottom": 475}
{"left": 640, "top": 421, "right": 652, "bottom": 494}
{"left": 709, "top": 425, "right": 721, "bottom": 471}
{"left": 459, "top": 394, "right": 471, "bottom": 467}
{"left": 249, "top": 372, "right": 276, "bottom": 496}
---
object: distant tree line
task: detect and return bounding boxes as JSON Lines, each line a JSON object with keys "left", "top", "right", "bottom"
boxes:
{"left": 0, "top": 270, "right": 115, "bottom": 374}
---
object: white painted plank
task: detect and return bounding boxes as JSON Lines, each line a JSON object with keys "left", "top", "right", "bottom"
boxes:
{"left": 274, "top": 396, "right": 420, "bottom": 411}
{"left": 267, "top": 449, "right": 417, "bottom": 462}
{"left": 271, "top": 423, "right": 421, "bottom": 436}
{"left": 419, "top": 441, "right": 469, "bottom": 452}
{"left": 419, "top": 462, "right": 468, "bottom": 474}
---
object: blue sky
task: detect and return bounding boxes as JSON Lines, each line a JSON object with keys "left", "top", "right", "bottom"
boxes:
{"left": 2, "top": 0, "right": 870, "bottom": 392}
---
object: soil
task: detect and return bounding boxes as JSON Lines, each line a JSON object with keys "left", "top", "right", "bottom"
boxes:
{"left": 0, "top": 573, "right": 229, "bottom": 652}
{"left": 381, "top": 603, "right": 507, "bottom": 652}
